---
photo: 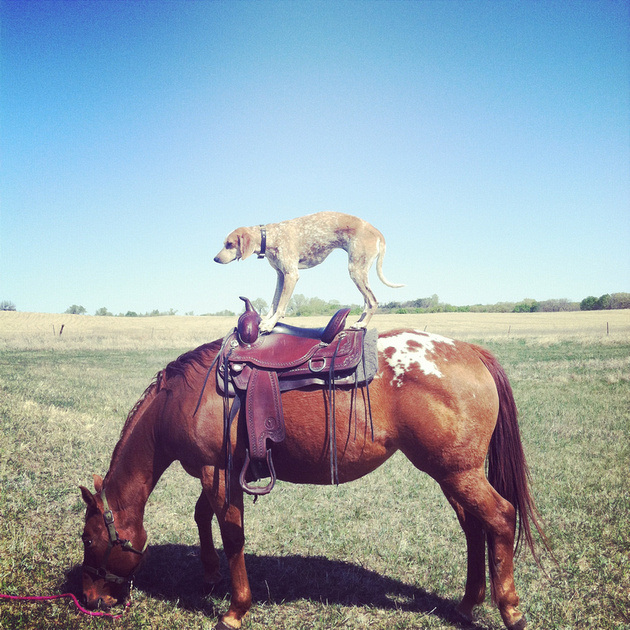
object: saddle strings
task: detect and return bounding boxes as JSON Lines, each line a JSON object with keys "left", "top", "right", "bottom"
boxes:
{"left": 328, "top": 336, "right": 343, "bottom": 485}
{"left": 350, "top": 330, "right": 374, "bottom": 446}
{"left": 361, "top": 328, "right": 375, "bottom": 441}
{"left": 222, "top": 345, "right": 238, "bottom": 507}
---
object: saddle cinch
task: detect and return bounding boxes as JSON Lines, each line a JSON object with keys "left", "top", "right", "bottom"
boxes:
{"left": 217, "top": 297, "right": 378, "bottom": 496}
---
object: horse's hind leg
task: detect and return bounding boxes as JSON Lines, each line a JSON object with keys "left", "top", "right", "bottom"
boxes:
{"left": 443, "top": 493, "right": 487, "bottom": 621}
{"left": 194, "top": 492, "right": 222, "bottom": 586}
{"left": 440, "top": 468, "right": 526, "bottom": 630}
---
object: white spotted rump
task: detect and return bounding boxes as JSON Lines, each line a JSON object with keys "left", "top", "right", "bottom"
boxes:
{"left": 378, "top": 330, "right": 455, "bottom": 387}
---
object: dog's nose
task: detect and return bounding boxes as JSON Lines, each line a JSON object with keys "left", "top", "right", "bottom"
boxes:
{"left": 213, "top": 256, "right": 220, "bottom": 263}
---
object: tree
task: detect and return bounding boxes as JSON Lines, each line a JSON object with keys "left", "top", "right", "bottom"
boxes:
{"left": 287, "top": 294, "right": 309, "bottom": 316}
{"left": 538, "top": 299, "right": 578, "bottom": 312}
{"left": 410, "top": 295, "right": 440, "bottom": 310}
{"left": 580, "top": 296, "right": 599, "bottom": 311}
{"left": 251, "top": 298, "right": 269, "bottom": 314}
{"left": 514, "top": 299, "right": 540, "bottom": 313}
{"left": 597, "top": 294, "right": 612, "bottom": 310}
{"left": 65, "top": 305, "right": 86, "bottom": 314}
{"left": 0, "top": 300, "right": 16, "bottom": 311}
{"left": 611, "top": 293, "right": 630, "bottom": 309}
{"left": 95, "top": 307, "right": 113, "bottom": 316}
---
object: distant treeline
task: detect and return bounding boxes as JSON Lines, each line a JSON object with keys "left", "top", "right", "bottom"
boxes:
{"left": 2, "top": 293, "right": 628, "bottom": 316}
{"left": 206, "top": 292, "right": 630, "bottom": 317}
{"left": 379, "top": 292, "right": 630, "bottom": 314}
{"left": 61, "top": 305, "right": 184, "bottom": 317}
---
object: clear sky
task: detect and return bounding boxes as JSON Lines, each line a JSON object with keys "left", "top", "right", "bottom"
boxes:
{"left": 1, "top": 0, "right": 628, "bottom": 316}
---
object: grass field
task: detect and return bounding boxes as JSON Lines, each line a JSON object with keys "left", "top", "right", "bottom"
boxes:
{"left": 1, "top": 311, "right": 629, "bottom": 629}
{"left": 1, "top": 309, "right": 629, "bottom": 349}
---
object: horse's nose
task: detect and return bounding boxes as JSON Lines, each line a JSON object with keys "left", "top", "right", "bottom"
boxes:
{"left": 83, "top": 593, "right": 107, "bottom": 610}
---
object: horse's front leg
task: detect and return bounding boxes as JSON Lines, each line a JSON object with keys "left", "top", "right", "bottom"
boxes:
{"left": 202, "top": 468, "right": 251, "bottom": 630}
{"left": 194, "top": 492, "right": 222, "bottom": 586}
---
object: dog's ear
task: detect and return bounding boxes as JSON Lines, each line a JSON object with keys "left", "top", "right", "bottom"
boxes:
{"left": 238, "top": 229, "right": 256, "bottom": 260}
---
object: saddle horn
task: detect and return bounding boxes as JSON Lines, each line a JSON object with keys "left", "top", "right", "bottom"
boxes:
{"left": 238, "top": 296, "right": 261, "bottom": 344}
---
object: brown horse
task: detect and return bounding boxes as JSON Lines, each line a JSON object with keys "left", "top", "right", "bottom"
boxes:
{"left": 79, "top": 329, "right": 545, "bottom": 630}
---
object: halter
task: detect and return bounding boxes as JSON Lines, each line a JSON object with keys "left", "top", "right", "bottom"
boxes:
{"left": 82, "top": 490, "right": 148, "bottom": 587}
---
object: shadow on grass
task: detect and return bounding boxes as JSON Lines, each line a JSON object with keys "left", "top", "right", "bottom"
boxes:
{"left": 64, "top": 543, "right": 480, "bottom": 627}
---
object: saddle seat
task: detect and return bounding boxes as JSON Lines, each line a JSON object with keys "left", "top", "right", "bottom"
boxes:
{"left": 217, "top": 298, "right": 375, "bottom": 497}
{"left": 226, "top": 308, "right": 362, "bottom": 380}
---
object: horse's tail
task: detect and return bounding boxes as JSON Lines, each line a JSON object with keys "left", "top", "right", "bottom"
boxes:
{"left": 474, "top": 346, "right": 550, "bottom": 567}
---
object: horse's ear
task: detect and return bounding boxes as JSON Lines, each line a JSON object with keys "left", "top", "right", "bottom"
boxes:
{"left": 80, "top": 485, "right": 97, "bottom": 509}
{"left": 93, "top": 474, "right": 104, "bottom": 493}
{"left": 238, "top": 230, "right": 256, "bottom": 260}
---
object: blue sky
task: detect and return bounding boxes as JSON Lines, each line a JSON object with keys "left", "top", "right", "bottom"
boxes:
{"left": 1, "top": 0, "right": 628, "bottom": 315}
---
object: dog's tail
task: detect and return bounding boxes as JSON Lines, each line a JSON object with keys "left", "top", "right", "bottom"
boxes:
{"left": 376, "top": 239, "right": 404, "bottom": 288}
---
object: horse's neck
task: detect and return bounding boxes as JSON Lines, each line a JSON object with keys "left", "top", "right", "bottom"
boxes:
{"left": 104, "top": 395, "right": 171, "bottom": 520}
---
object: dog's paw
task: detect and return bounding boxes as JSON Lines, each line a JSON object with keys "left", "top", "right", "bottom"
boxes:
{"left": 350, "top": 321, "right": 367, "bottom": 330}
{"left": 259, "top": 319, "right": 277, "bottom": 333}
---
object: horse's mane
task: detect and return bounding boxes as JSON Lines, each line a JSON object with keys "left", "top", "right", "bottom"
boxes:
{"left": 106, "top": 339, "right": 223, "bottom": 473}
{"left": 162, "top": 340, "right": 223, "bottom": 387}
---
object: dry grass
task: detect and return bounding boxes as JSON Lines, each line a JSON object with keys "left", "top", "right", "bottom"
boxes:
{"left": 1, "top": 309, "right": 628, "bottom": 350}
{"left": 1, "top": 310, "right": 629, "bottom": 629}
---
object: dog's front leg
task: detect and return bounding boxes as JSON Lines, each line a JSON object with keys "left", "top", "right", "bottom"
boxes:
{"left": 265, "top": 269, "right": 284, "bottom": 320}
{"left": 260, "top": 268, "right": 298, "bottom": 332}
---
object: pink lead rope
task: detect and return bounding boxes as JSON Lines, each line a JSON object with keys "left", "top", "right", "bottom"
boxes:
{"left": 0, "top": 591, "right": 130, "bottom": 619}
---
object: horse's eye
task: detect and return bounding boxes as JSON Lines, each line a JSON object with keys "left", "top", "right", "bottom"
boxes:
{"left": 82, "top": 536, "right": 93, "bottom": 548}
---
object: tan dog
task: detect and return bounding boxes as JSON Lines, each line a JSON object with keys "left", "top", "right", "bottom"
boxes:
{"left": 214, "top": 211, "right": 403, "bottom": 332}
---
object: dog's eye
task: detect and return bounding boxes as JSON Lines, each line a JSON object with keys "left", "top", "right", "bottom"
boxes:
{"left": 225, "top": 242, "right": 234, "bottom": 249}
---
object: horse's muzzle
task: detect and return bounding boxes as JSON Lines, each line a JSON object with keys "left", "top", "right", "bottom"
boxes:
{"left": 83, "top": 594, "right": 112, "bottom": 610}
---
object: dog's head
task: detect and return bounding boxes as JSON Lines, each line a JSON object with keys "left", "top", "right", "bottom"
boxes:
{"left": 213, "top": 228, "right": 257, "bottom": 264}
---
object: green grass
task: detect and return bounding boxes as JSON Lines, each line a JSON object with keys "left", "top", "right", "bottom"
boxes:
{"left": 1, "top": 337, "right": 629, "bottom": 629}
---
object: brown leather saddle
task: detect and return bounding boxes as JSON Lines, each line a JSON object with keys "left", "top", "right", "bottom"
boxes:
{"left": 217, "top": 297, "right": 375, "bottom": 496}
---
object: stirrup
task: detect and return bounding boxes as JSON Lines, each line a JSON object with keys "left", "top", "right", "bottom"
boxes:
{"left": 239, "top": 449, "right": 277, "bottom": 496}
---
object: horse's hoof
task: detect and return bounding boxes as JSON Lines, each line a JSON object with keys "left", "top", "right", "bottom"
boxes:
{"left": 203, "top": 571, "right": 222, "bottom": 590}
{"left": 215, "top": 620, "right": 240, "bottom": 630}
{"left": 507, "top": 616, "right": 527, "bottom": 630}
{"left": 455, "top": 604, "right": 474, "bottom": 623}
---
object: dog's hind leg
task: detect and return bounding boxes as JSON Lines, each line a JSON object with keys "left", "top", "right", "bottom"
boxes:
{"left": 348, "top": 256, "right": 378, "bottom": 328}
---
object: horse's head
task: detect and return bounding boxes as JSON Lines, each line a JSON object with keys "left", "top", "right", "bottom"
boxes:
{"left": 79, "top": 475, "right": 147, "bottom": 610}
